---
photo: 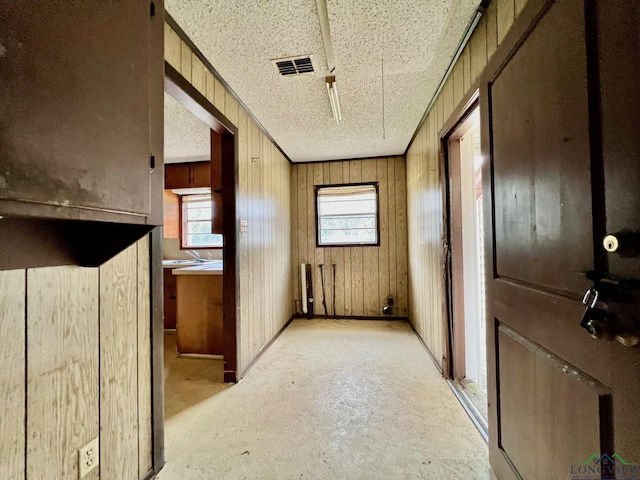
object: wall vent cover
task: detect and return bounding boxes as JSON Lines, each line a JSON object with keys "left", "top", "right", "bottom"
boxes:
{"left": 271, "top": 55, "right": 316, "bottom": 77}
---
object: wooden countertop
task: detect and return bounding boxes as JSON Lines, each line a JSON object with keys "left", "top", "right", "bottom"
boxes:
{"left": 172, "top": 260, "right": 223, "bottom": 275}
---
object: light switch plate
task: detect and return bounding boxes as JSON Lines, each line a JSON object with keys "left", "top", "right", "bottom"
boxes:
{"left": 78, "top": 436, "right": 99, "bottom": 478}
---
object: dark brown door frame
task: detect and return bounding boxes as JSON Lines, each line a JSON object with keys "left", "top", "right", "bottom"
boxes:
{"left": 150, "top": 61, "right": 239, "bottom": 472}
{"left": 438, "top": 91, "right": 481, "bottom": 381}
{"left": 439, "top": 96, "right": 490, "bottom": 440}
{"left": 443, "top": 101, "right": 481, "bottom": 382}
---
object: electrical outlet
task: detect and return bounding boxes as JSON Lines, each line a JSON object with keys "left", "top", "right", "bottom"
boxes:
{"left": 78, "top": 437, "right": 99, "bottom": 478}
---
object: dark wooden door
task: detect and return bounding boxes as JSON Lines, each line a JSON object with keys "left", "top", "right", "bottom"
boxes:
{"left": 481, "top": 0, "right": 640, "bottom": 478}
{"left": 0, "top": 1, "right": 152, "bottom": 217}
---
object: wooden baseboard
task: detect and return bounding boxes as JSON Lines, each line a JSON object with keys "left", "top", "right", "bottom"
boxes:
{"left": 406, "top": 318, "right": 444, "bottom": 375}
{"left": 141, "top": 468, "right": 156, "bottom": 480}
{"left": 292, "top": 314, "right": 409, "bottom": 321}
{"left": 239, "top": 315, "right": 295, "bottom": 379}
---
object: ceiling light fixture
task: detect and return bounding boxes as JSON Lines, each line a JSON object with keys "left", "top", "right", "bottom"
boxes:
{"left": 325, "top": 76, "right": 342, "bottom": 124}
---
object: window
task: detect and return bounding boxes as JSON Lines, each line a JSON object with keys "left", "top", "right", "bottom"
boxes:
{"left": 315, "top": 183, "right": 379, "bottom": 247}
{"left": 180, "top": 194, "right": 223, "bottom": 248}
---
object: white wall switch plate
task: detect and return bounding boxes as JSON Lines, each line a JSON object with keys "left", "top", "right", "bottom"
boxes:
{"left": 78, "top": 436, "right": 99, "bottom": 478}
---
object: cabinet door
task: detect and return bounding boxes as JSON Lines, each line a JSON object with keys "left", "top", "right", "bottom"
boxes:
{"left": 0, "top": 2, "right": 152, "bottom": 217}
{"left": 190, "top": 163, "right": 212, "bottom": 188}
{"left": 164, "top": 164, "right": 190, "bottom": 190}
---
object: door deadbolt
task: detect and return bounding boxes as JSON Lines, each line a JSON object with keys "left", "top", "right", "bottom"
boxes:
{"left": 603, "top": 235, "right": 619, "bottom": 253}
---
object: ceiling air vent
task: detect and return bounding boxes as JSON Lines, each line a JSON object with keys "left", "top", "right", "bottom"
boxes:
{"left": 272, "top": 55, "right": 316, "bottom": 77}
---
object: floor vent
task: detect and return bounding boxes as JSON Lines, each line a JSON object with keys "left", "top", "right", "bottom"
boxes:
{"left": 272, "top": 55, "right": 316, "bottom": 77}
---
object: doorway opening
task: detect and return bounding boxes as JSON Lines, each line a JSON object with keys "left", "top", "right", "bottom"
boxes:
{"left": 445, "top": 105, "right": 487, "bottom": 438}
{"left": 158, "top": 63, "right": 239, "bottom": 424}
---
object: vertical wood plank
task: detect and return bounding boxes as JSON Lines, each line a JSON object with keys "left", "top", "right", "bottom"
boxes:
{"left": 205, "top": 71, "right": 215, "bottom": 104}
{"left": 164, "top": 24, "right": 181, "bottom": 70}
{"left": 224, "top": 91, "right": 239, "bottom": 127}
{"left": 214, "top": 78, "right": 225, "bottom": 113}
{"left": 469, "top": 15, "right": 488, "bottom": 84}
{"left": 387, "top": 159, "right": 397, "bottom": 307}
{"left": 0, "top": 270, "right": 25, "bottom": 479}
{"left": 462, "top": 46, "right": 471, "bottom": 94}
{"left": 486, "top": 0, "right": 499, "bottom": 59}
{"left": 395, "top": 157, "right": 408, "bottom": 315}
{"left": 442, "top": 76, "right": 454, "bottom": 121}
{"left": 137, "top": 237, "right": 152, "bottom": 477}
{"left": 313, "top": 163, "right": 325, "bottom": 314}
{"left": 452, "top": 59, "right": 465, "bottom": 107}
{"left": 237, "top": 110, "right": 248, "bottom": 368}
{"left": 290, "top": 165, "right": 300, "bottom": 308}
{"left": 255, "top": 130, "right": 265, "bottom": 349}
{"left": 377, "top": 158, "right": 390, "bottom": 309}
{"left": 180, "top": 41, "right": 192, "bottom": 82}
{"left": 341, "top": 162, "right": 352, "bottom": 315}
{"left": 497, "top": 0, "right": 516, "bottom": 44}
{"left": 306, "top": 163, "right": 316, "bottom": 314}
{"left": 100, "top": 245, "right": 139, "bottom": 480}
{"left": 330, "top": 162, "right": 345, "bottom": 316}
{"left": 349, "top": 161, "right": 363, "bottom": 316}
{"left": 361, "top": 159, "right": 379, "bottom": 315}
{"left": 27, "top": 266, "right": 99, "bottom": 480}
{"left": 190, "top": 53, "right": 206, "bottom": 94}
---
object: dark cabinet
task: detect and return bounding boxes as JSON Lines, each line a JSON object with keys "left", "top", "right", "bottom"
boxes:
{"left": 165, "top": 162, "right": 211, "bottom": 189}
{"left": 0, "top": 1, "right": 164, "bottom": 269}
{"left": 211, "top": 130, "right": 223, "bottom": 191}
{"left": 164, "top": 268, "right": 178, "bottom": 329}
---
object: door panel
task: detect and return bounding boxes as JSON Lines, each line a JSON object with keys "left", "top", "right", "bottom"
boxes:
{"left": 491, "top": 0, "right": 592, "bottom": 296}
{"left": 498, "top": 326, "right": 605, "bottom": 479}
{"left": 483, "top": 0, "right": 640, "bottom": 478}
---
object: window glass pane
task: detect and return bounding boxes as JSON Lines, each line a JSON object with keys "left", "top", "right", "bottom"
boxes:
{"left": 181, "top": 193, "right": 223, "bottom": 248}
{"left": 316, "top": 183, "right": 378, "bottom": 246}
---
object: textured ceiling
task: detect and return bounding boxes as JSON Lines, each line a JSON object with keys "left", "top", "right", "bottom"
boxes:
{"left": 164, "top": 92, "right": 210, "bottom": 164}
{"left": 166, "top": 0, "right": 479, "bottom": 162}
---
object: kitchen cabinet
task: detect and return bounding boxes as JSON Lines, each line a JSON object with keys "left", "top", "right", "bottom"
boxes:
{"left": 163, "top": 267, "right": 178, "bottom": 329}
{"left": 163, "top": 190, "right": 180, "bottom": 239}
{"left": 0, "top": 1, "right": 164, "bottom": 269}
{"left": 0, "top": 1, "right": 162, "bottom": 223}
{"left": 165, "top": 162, "right": 211, "bottom": 189}
{"left": 174, "top": 263, "right": 223, "bottom": 355}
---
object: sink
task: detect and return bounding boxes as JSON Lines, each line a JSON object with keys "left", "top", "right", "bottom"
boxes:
{"left": 163, "top": 260, "right": 202, "bottom": 267}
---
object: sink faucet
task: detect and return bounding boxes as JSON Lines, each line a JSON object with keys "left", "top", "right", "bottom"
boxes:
{"left": 185, "top": 250, "right": 203, "bottom": 262}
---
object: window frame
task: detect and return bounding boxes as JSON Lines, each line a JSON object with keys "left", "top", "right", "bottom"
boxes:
{"left": 178, "top": 193, "right": 223, "bottom": 250}
{"left": 314, "top": 181, "right": 381, "bottom": 248}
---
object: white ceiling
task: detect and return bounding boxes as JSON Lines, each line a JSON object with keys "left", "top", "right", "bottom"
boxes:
{"left": 164, "top": 92, "right": 211, "bottom": 164}
{"left": 165, "top": 0, "right": 479, "bottom": 162}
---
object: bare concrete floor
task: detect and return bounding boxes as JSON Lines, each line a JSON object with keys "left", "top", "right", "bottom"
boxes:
{"left": 158, "top": 319, "right": 490, "bottom": 479}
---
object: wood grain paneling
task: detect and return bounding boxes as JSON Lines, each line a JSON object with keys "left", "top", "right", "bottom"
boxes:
{"left": 405, "top": 0, "right": 532, "bottom": 368}
{"left": 27, "top": 266, "right": 99, "bottom": 480}
{"left": 176, "top": 275, "right": 224, "bottom": 355}
{"left": 290, "top": 157, "right": 408, "bottom": 318}
{"left": 137, "top": 236, "right": 153, "bottom": 477}
{"left": 0, "top": 270, "right": 25, "bottom": 479}
{"left": 165, "top": 22, "right": 293, "bottom": 375}
{"left": 100, "top": 244, "right": 139, "bottom": 480}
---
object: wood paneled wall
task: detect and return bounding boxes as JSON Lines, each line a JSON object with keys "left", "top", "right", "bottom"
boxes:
{"left": 0, "top": 238, "right": 153, "bottom": 479}
{"left": 165, "top": 23, "right": 293, "bottom": 376}
{"left": 290, "top": 157, "right": 408, "bottom": 318}
{"left": 406, "top": 0, "right": 531, "bottom": 368}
